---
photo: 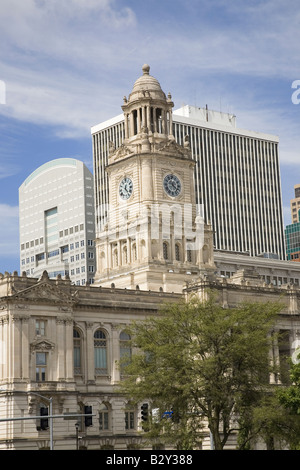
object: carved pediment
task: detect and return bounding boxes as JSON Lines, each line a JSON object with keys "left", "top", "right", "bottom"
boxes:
{"left": 30, "top": 338, "right": 55, "bottom": 352}
{"left": 155, "top": 139, "right": 191, "bottom": 159}
{"left": 109, "top": 144, "right": 133, "bottom": 163}
{"left": 11, "top": 273, "right": 76, "bottom": 307}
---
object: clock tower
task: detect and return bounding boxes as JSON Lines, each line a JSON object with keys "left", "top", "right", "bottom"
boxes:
{"left": 94, "top": 65, "right": 214, "bottom": 292}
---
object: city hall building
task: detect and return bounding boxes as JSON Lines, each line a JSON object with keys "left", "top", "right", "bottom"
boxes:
{"left": 0, "top": 65, "right": 299, "bottom": 450}
{"left": 92, "top": 70, "right": 285, "bottom": 260}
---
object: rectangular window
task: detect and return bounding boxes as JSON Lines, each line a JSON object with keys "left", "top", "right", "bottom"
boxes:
{"left": 36, "top": 352, "right": 46, "bottom": 382}
{"left": 35, "top": 320, "right": 45, "bottom": 336}
{"left": 99, "top": 411, "right": 109, "bottom": 431}
{"left": 125, "top": 411, "right": 135, "bottom": 430}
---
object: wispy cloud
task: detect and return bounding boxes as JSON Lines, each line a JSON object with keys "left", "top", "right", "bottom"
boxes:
{"left": 1, "top": 0, "right": 300, "bottom": 156}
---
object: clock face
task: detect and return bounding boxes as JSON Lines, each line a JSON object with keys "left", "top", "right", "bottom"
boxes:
{"left": 119, "top": 177, "right": 133, "bottom": 200}
{"left": 163, "top": 174, "right": 181, "bottom": 197}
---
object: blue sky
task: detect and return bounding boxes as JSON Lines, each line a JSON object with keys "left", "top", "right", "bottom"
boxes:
{"left": 1, "top": 0, "right": 300, "bottom": 274}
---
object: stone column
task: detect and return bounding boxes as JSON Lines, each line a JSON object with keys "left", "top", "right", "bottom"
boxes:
{"left": 86, "top": 322, "right": 95, "bottom": 383}
{"left": 153, "top": 108, "right": 157, "bottom": 133}
{"left": 130, "top": 111, "right": 135, "bottom": 137}
{"left": 11, "top": 316, "right": 22, "bottom": 379}
{"left": 146, "top": 106, "right": 151, "bottom": 133}
{"left": 142, "top": 106, "right": 146, "bottom": 129}
{"left": 141, "top": 158, "right": 153, "bottom": 201}
{"left": 56, "top": 318, "right": 66, "bottom": 380}
{"left": 65, "top": 318, "right": 74, "bottom": 380}
{"left": 168, "top": 107, "right": 173, "bottom": 136}
{"left": 111, "top": 325, "right": 120, "bottom": 384}
{"left": 124, "top": 113, "right": 129, "bottom": 139}
{"left": 161, "top": 109, "right": 166, "bottom": 134}
{"left": 21, "top": 316, "right": 30, "bottom": 379}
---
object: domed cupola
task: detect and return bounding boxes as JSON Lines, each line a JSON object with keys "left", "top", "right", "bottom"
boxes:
{"left": 122, "top": 64, "right": 174, "bottom": 142}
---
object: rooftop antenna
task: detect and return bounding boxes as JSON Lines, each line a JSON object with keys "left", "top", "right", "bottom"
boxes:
{"left": 206, "top": 104, "right": 208, "bottom": 121}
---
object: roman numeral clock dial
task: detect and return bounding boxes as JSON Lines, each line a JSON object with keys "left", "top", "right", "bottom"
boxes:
{"left": 163, "top": 174, "right": 181, "bottom": 197}
{"left": 119, "top": 177, "right": 133, "bottom": 200}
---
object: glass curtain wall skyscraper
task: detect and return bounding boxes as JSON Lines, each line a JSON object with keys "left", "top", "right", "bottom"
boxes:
{"left": 19, "top": 158, "right": 96, "bottom": 284}
{"left": 92, "top": 102, "right": 285, "bottom": 260}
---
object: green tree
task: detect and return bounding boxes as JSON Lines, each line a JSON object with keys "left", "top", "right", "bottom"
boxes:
{"left": 119, "top": 291, "right": 281, "bottom": 450}
{"left": 275, "top": 359, "right": 300, "bottom": 449}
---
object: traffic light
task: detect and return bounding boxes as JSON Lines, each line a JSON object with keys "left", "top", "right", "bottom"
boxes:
{"left": 141, "top": 403, "right": 149, "bottom": 422}
{"left": 84, "top": 405, "right": 93, "bottom": 427}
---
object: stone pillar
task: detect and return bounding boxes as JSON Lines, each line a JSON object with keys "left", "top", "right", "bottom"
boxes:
{"left": 168, "top": 107, "right": 173, "bottom": 136}
{"left": 146, "top": 106, "right": 151, "bottom": 133}
{"left": 11, "top": 316, "right": 22, "bottom": 379}
{"left": 153, "top": 108, "right": 157, "bottom": 133}
{"left": 22, "top": 316, "right": 30, "bottom": 379}
{"left": 111, "top": 326, "right": 120, "bottom": 384}
{"left": 56, "top": 318, "right": 66, "bottom": 380}
{"left": 137, "top": 108, "right": 141, "bottom": 134}
{"left": 65, "top": 318, "right": 74, "bottom": 380}
{"left": 142, "top": 106, "right": 146, "bottom": 129}
{"left": 124, "top": 113, "right": 129, "bottom": 139}
{"left": 141, "top": 158, "right": 153, "bottom": 201}
{"left": 161, "top": 109, "right": 166, "bottom": 134}
{"left": 130, "top": 111, "right": 135, "bottom": 137}
{"left": 86, "top": 322, "right": 95, "bottom": 383}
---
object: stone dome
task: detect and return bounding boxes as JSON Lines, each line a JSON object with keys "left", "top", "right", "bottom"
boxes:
{"left": 128, "top": 64, "right": 166, "bottom": 102}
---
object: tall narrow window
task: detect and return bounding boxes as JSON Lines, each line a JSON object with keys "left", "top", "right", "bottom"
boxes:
{"left": 73, "top": 329, "right": 81, "bottom": 375}
{"left": 36, "top": 352, "right": 47, "bottom": 382}
{"left": 99, "top": 403, "right": 109, "bottom": 431}
{"left": 132, "top": 243, "right": 137, "bottom": 261}
{"left": 119, "top": 331, "right": 131, "bottom": 373}
{"left": 94, "top": 330, "right": 107, "bottom": 375}
{"left": 113, "top": 248, "right": 118, "bottom": 267}
{"left": 125, "top": 406, "right": 136, "bottom": 430}
{"left": 35, "top": 320, "right": 45, "bottom": 336}
{"left": 163, "top": 242, "right": 168, "bottom": 260}
{"left": 175, "top": 243, "right": 180, "bottom": 261}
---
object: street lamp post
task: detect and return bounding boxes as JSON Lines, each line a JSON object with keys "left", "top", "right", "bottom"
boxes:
{"left": 0, "top": 389, "right": 94, "bottom": 450}
{"left": 75, "top": 422, "right": 79, "bottom": 450}
{"left": 0, "top": 389, "right": 53, "bottom": 450}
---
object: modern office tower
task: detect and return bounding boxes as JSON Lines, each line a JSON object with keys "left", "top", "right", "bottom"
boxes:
{"left": 285, "top": 184, "right": 300, "bottom": 262}
{"left": 91, "top": 71, "right": 285, "bottom": 259}
{"left": 285, "top": 222, "right": 300, "bottom": 262}
{"left": 19, "top": 158, "right": 96, "bottom": 285}
{"left": 290, "top": 184, "right": 300, "bottom": 224}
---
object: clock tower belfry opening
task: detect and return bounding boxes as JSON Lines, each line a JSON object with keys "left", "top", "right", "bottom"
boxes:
{"left": 122, "top": 64, "right": 174, "bottom": 142}
{"left": 94, "top": 65, "right": 215, "bottom": 292}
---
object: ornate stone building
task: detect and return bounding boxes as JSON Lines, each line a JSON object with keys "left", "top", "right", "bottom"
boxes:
{"left": 0, "top": 65, "right": 300, "bottom": 450}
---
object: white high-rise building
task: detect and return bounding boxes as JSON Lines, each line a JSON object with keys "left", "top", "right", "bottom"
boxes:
{"left": 19, "top": 158, "right": 96, "bottom": 285}
{"left": 91, "top": 82, "right": 285, "bottom": 260}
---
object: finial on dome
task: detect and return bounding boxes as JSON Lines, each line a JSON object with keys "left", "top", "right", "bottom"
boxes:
{"left": 142, "top": 64, "right": 150, "bottom": 75}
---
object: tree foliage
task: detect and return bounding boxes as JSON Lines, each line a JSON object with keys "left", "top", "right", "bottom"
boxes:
{"left": 119, "top": 291, "right": 281, "bottom": 450}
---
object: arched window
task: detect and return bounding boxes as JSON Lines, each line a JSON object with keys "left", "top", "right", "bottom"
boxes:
{"left": 120, "top": 331, "right": 131, "bottom": 373}
{"left": 99, "top": 403, "right": 110, "bottom": 431}
{"left": 113, "top": 248, "right": 118, "bottom": 268}
{"left": 94, "top": 330, "right": 107, "bottom": 375}
{"left": 123, "top": 246, "right": 128, "bottom": 264}
{"left": 132, "top": 243, "right": 137, "bottom": 261}
{"left": 73, "top": 328, "right": 82, "bottom": 375}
